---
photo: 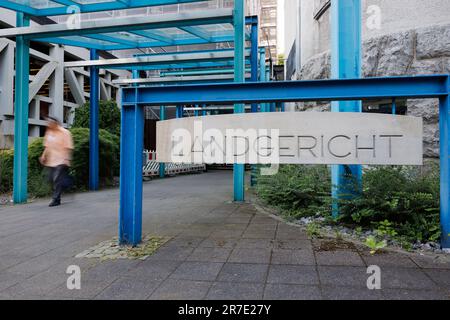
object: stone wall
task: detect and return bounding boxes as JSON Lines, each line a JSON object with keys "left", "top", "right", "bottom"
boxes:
{"left": 296, "top": 23, "right": 450, "bottom": 158}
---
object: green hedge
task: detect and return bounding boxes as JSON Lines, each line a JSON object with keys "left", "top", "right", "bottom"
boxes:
{"left": 0, "top": 128, "right": 120, "bottom": 197}
{"left": 0, "top": 149, "right": 13, "bottom": 193}
{"left": 70, "top": 128, "right": 120, "bottom": 187}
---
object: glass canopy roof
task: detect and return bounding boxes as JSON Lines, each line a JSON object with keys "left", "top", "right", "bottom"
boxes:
{"left": 0, "top": 4, "right": 251, "bottom": 51}
{"left": 32, "top": 22, "right": 245, "bottom": 51}
{"left": 0, "top": 0, "right": 210, "bottom": 16}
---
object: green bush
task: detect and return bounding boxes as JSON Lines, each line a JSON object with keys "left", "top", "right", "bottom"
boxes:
{"left": 0, "top": 149, "right": 14, "bottom": 193}
{"left": 0, "top": 128, "right": 120, "bottom": 197}
{"left": 70, "top": 127, "right": 120, "bottom": 187}
{"left": 256, "top": 165, "right": 331, "bottom": 219}
{"left": 27, "top": 138, "right": 52, "bottom": 197}
{"left": 338, "top": 166, "right": 440, "bottom": 243}
{"left": 72, "top": 100, "right": 121, "bottom": 136}
{"left": 256, "top": 164, "right": 441, "bottom": 244}
{"left": 0, "top": 139, "right": 51, "bottom": 197}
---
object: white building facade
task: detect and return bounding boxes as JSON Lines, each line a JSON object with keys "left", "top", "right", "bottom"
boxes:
{"left": 282, "top": 0, "right": 450, "bottom": 158}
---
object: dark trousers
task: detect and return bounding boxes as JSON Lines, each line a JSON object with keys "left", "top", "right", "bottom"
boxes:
{"left": 49, "top": 165, "right": 70, "bottom": 201}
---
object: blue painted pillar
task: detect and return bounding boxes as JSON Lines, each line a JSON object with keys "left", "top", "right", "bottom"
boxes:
{"left": 266, "top": 67, "right": 274, "bottom": 112}
{"left": 202, "top": 104, "right": 207, "bottom": 116}
{"left": 132, "top": 69, "right": 139, "bottom": 82}
{"left": 159, "top": 105, "right": 166, "bottom": 178}
{"left": 259, "top": 48, "right": 267, "bottom": 112}
{"left": 194, "top": 105, "right": 200, "bottom": 117}
{"left": 440, "top": 86, "right": 450, "bottom": 248}
{"left": 13, "top": 13, "right": 30, "bottom": 204}
{"left": 176, "top": 105, "right": 184, "bottom": 119}
{"left": 249, "top": 22, "right": 259, "bottom": 186}
{"left": 119, "top": 101, "right": 144, "bottom": 246}
{"left": 233, "top": 0, "right": 245, "bottom": 202}
{"left": 331, "top": 0, "right": 363, "bottom": 217}
{"left": 250, "top": 21, "right": 259, "bottom": 113}
{"left": 89, "top": 49, "right": 100, "bottom": 191}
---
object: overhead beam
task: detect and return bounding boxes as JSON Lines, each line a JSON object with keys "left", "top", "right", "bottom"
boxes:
{"left": 113, "top": 74, "right": 251, "bottom": 85}
{"left": 121, "top": 75, "right": 449, "bottom": 106}
{"left": 0, "top": 0, "right": 210, "bottom": 16}
{"left": 0, "top": 9, "right": 233, "bottom": 40}
{"left": 161, "top": 68, "right": 251, "bottom": 76}
{"left": 64, "top": 49, "right": 251, "bottom": 69}
{"left": 109, "top": 61, "right": 246, "bottom": 71}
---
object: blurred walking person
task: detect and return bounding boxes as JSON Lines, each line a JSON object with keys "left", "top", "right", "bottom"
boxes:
{"left": 39, "top": 116, "right": 74, "bottom": 207}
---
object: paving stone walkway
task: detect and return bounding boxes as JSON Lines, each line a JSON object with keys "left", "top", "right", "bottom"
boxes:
{"left": 0, "top": 171, "right": 449, "bottom": 300}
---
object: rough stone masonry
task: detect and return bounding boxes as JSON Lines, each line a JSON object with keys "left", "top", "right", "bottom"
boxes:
{"left": 296, "top": 23, "right": 450, "bottom": 158}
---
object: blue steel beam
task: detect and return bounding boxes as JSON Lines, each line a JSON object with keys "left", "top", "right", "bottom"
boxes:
{"left": 249, "top": 19, "right": 258, "bottom": 187}
{"left": 64, "top": 49, "right": 251, "bottom": 70}
{"left": 89, "top": 49, "right": 100, "bottom": 191}
{"left": 34, "top": 35, "right": 241, "bottom": 51}
{"left": 160, "top": 68, "right": 251, "bottom": 76}
{"left": 250, "top": 19, "right": 258, "bottom": 113}
{"left": 121, "top": 75, "right": 450, "bottom": 248}
{"left": 119, "top": 61, "right": 250, "bottom": 71}
{"left": 119, "top": 102, "right": 144, "bottom": 246}
{"left": 202, "top": 105, "right": 207, "bottom": 116}
{"left": 159, "top": 106, "right": 166, "bottom": 179}
{"left": 331, "top": 0, "right": 363, "bottom": 217}
{"left": 12, "top": 12, "right": 30, "bottom": 204}
{"left": 0, "top": 0, "right": 210, "bottom": 16}
{"left": 440, "top": 75, "right": 450, "bottom": 248}
{"left": 133, "top": 48, "right": 250, "bottom": 58}
{"left": 122, "top": 75, "right": 449, "bottom": 106}
{"left": 0, "top": 10, "right": 233, "bottom": 40}
{"left": 259, "top": 48, "right": 268, "bottom": 112}
{"left": 233, "top": 0, "right": 245, "bottom": 202}
{"left": 176, "top": 105, "right": 184, "bottom": 118}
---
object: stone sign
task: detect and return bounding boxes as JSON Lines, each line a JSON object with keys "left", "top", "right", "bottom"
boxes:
{"left": 156, "top": 112, "right": 423, "bottom": 165}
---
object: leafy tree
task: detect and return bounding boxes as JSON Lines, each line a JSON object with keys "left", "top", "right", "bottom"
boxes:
{"left": 72, "top": 100, "right": 121, "bottom": 136}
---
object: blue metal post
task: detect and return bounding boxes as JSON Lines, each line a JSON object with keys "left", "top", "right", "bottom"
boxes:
{"left": 392, "top": 98, "right": 397, "bottom": 115}
{"left": 202, "top": 104, "right": 207, "bottom": 116}
{"left": 266, "top": 66, "right": 272, "bottom": 111}
{"left": 176, "top": 105, "right": 184, "bottom": 118}
{"left": 331, "top": 0, "right": 363, "bottom": 217}
{"left": 250, "top": 20, "right": 258, "bottom": 113}
{"left": 159, "top": 105, "right": 166, "bottom": 178}
{"left": 440, "top": 84, "right": 450, "bottom": 248}
{"left": 233, "top": 0, "right": 245, "bottom": 202}
{"left": 270, "top": 103, "right": 276, "bottom": 112}
{"left": 259, "top": 48, "right": 267, "bottom": 112}
{"left": 12, "top": 12, "right": 30, "bottom": 204}
{"left": 194, "top": 105, "right": 200, "bottom": 117}
{"left": 119, "top": 101, "right": 144, "bottom": 246}
{"left": 249, "top": 25, "right": 257, "bottom": 186}
{"left": 249, "top": 21, "right": 259, "bottom": 186}
{"left": 89, "top": 49, "right": 100, "bottom": 191}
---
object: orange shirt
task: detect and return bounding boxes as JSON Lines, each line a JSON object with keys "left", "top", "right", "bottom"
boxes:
{"left": 43, "top": 126, "right": 74, "bottom": 167}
